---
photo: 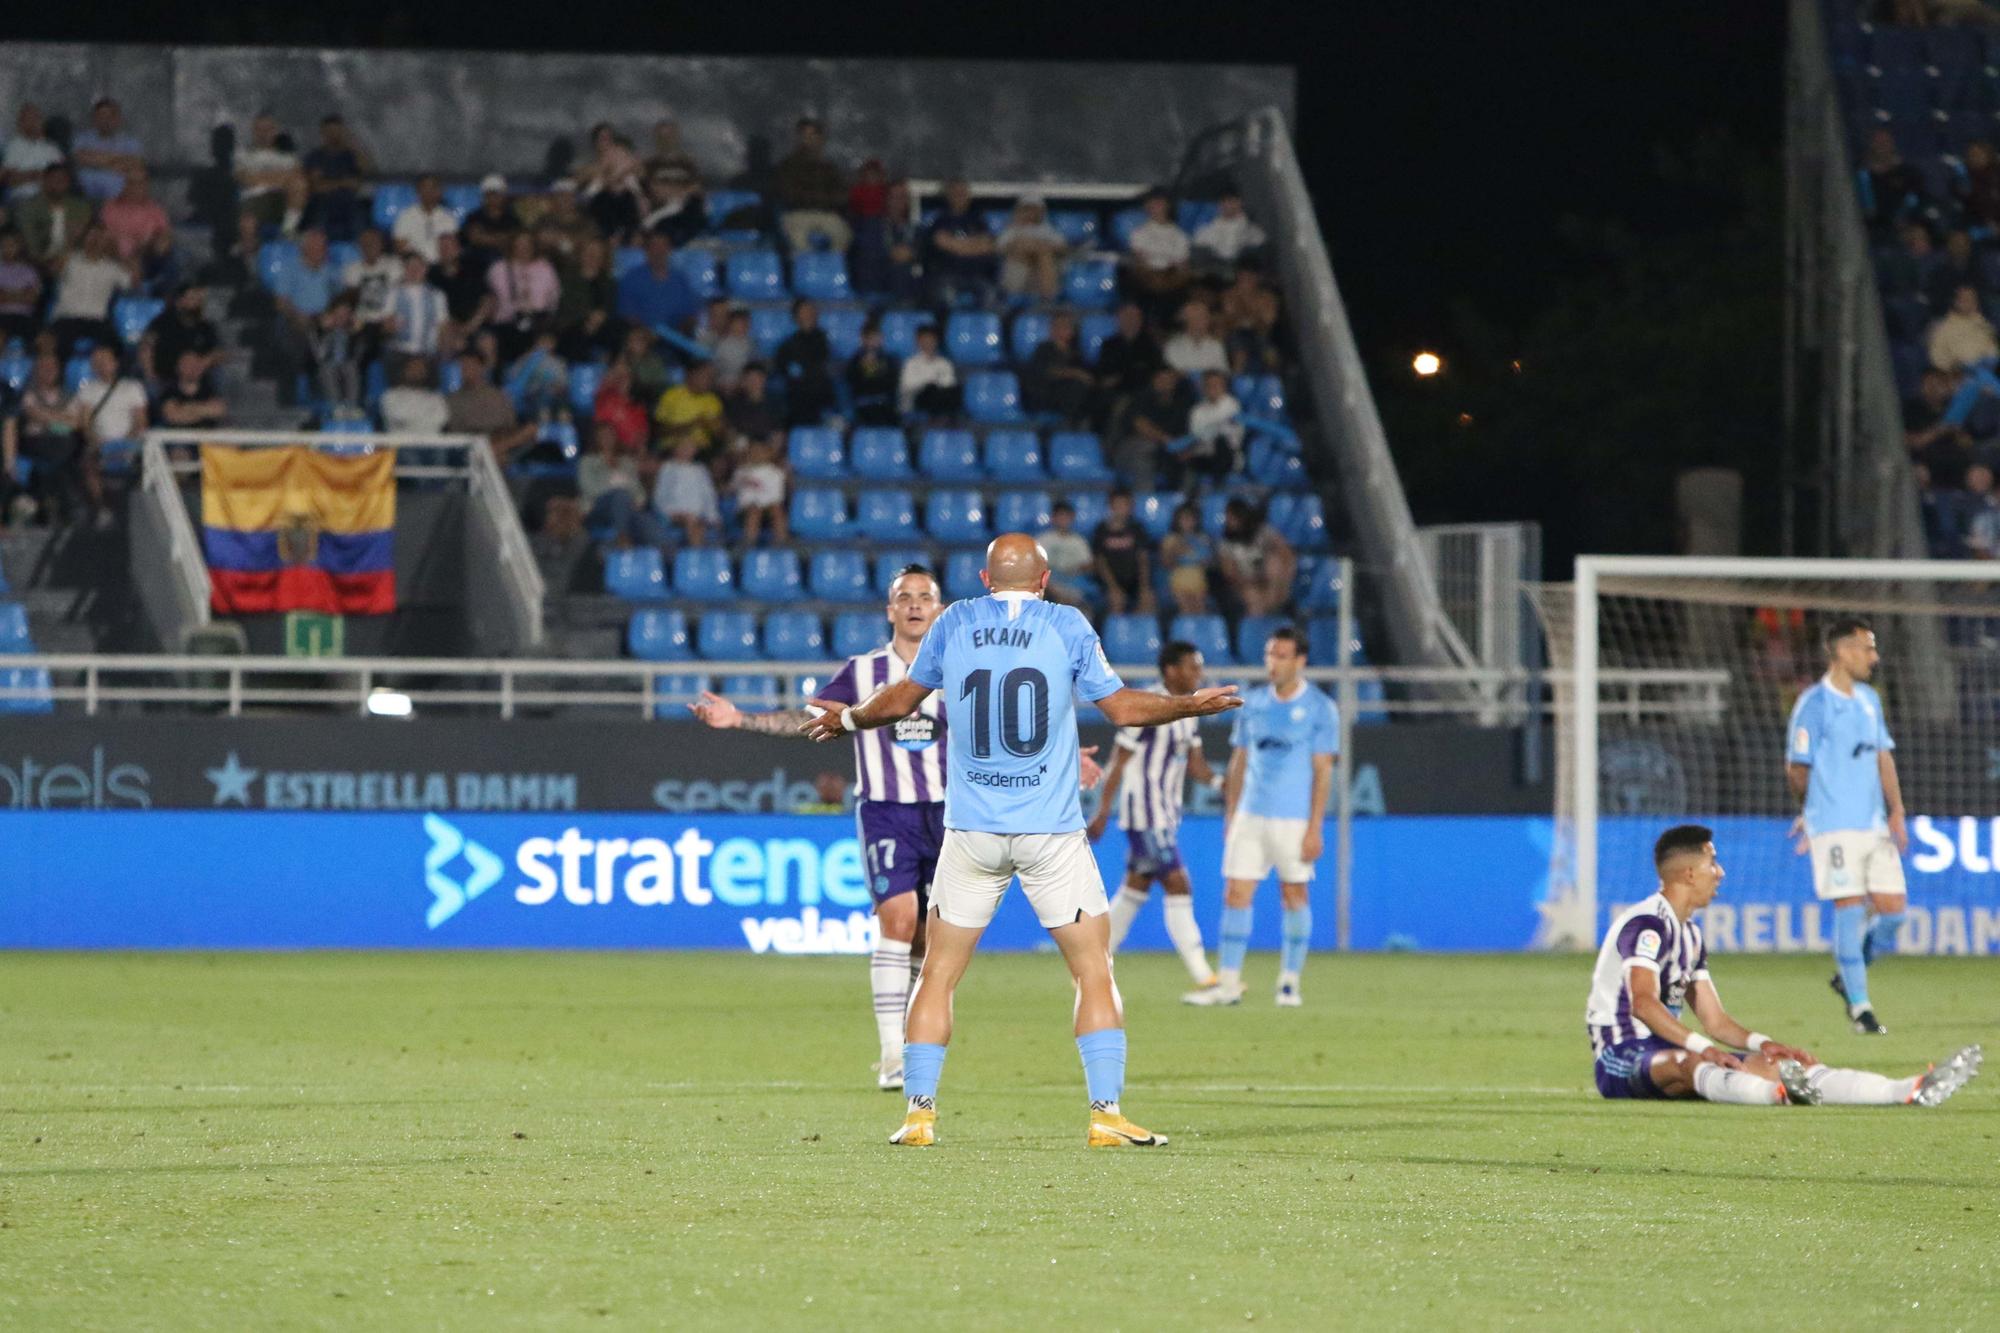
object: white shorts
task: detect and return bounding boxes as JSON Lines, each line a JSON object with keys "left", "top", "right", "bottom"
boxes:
{"left": 1222, "top": 813, "right": 1316, "bottom": 884}
{"left": 931, "top": 829, "right": 1111, "bottom": 930}
{"left": 1809, "top": 830, "right": 1906, "bottom": 901}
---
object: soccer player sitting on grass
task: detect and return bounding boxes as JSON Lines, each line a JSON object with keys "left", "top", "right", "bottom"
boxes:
{"left": 802, "top": 534, "right": 1242, "bottom": 1148}
{"left": 1587, "top": 824, "right": 1978, "bottom": 1107}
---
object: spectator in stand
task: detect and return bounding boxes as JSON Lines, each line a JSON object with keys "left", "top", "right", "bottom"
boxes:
{"left": 538, "top": 180, "right": 601, "bottom": 261}
{"left": 849, "top": 157, "right": 888, "bottom": 222}
{"left": 1163, "top": 298, "right": 1230, "bottom": 376}
{"left": 386, "top": 251, "right": 447, "bottom": 366}
{"left": 1964, "top": 464, "right": 2000, "bottom": 559}
{"left": 616, "top": 231, "right": 700, "bottom": 336}
{"left": 301, "top": 115, "right": 371, "bottom": 241}
{"left": 640, "top": 166, "right": 707, "bottom": 248}
{"left": 1095, "top": 300, "right": 1164, "bottom": 433}
{"left": 1116, "top": 363, "right": 1194, "bottom": 490}
{"left": 1191, "top": 190, "right": 1267, "bottom": 273}
{"left": 235, "top": 112, "right": 303, "bottom": 229}
{"left": 707, "top": 306, "right": 754, "bottom": 391}
{"left": 620, "top": 324, "right": 672, "bottom": 404}
{"left": 774, "top": 117, "right": 851, "bottom": 255}
{"left": 487, "top": 229, "right": 560, "bottom": 362}
{"left": 1223, "top": 267, "right": 1285, "bottom": 374}
{"left": 554, "top": 235, "right": 616, "bottom": 361}
{"left": 1173, "top": 368, "right": 1244, "bottom": 489}
{"left": 1907, "top": 367, "right": 1975, "bottom": 486}
{"left": 393, "top": 175, "right": 458, "bottom": 262}
{"left": 145, "top": 283, "right": 218, "bottom": 385}
{"left": 850, "top": 177, "right": 920, "bottom": 301}
{"left": 1123, "top": 189, "right": 1193, "bottom": 315}
{"left": 1927, "top": 228, "right": 1981, "bottom": 312}
{"left": 460, "top": 175, "right": 521, "bottom": 269}
{"left": 644, "top": 116, "right": 698, "bottom": 181}
{"left": 578, "top": 124, "right": 645, "bottom": 240}
{"left": 1160, "top": 500, "right": 1216, "bottom": 614}
{"left": 1024, "top": 310, "right": 1094, "bottom": 424}
{"left": 652, "top": 432, "right": 720, "bottom": 545}
{"left": 724, "top": 361, "right": 779, "bottom": 448}
{"left": 271, "top": 228, "right": 337, "bottom": 403}
{"left": 1877, "top": 223, "right": 1934, "bottom": 300}
{"left": 99, "top": 163, "right": 172, "bottom": 263}
{"left": 1216, "top": 496, "right": 1296, "bottom": 618}
{"left": 19, "top": 162, "right": 92, "bottom": 272}
{"left": 428, "top": 231, "right": 491, "bottom": 359}
{"left": 654, "top": 357, "right": 725, "bottom": 453}
{"left": 923, "top": 178, "right": 996, "bottom": 307}
{"left": 50, "top": 224, "right": 132, "bottom": 355}
{"left": 71, "top": 97, "right": 144, "bottom": 203}
{"left": 1092, "top": 488, "right": 1156, "bottom": 616}
{"left": 2, "top": 104, "right": 64, "bottom": 203}
{"left": 343, "top": 226, "right": 400, "bottom": 353}
{"left": 1038, "top": 499, "right": 1095, "bottom": 610}
{"left": 310, "top": 293, "right": 365, "bottom": 413}
{"left": 14, "top": 350, "right": 88, "bottom": 524}
{"left": 445, "top": 350, "right": 536, "bottom": 460}
{"left": 159, "top": 348, "right": 228, "bottom": 429}
{"left": 1860, "top": 128, "right": 1926, "bottom": 238}
{"left": 0, "top": 231, "right": 44, "bottom": 342}
{"left": 773, "top": 297, "right": 836, "bottom": 426}
{"left": 995, "top": 196, "right": 1067, "bottom": 302}
{"left": 844, "top": 318, "right": 899, "bottom": 427}
{"left": 271, "top": 173, "right": 317, "bottom": 240}
{"left": 730, "top": 433, "right": 790, "bottom": 546}
{"left": 1928, "top": 283, "right": 1999, "bottom": 372}
{"left": 505, "top": 322, "right": 570, "bottom": 419}
{"left": 76, "top": 344, "right": 147, "bottom": 522}
{"left": 592, "top": 359, "right": 651, "bottom": 451}
{"left": 379, "top": 353, "right": 449, "bottom": 435}
{"left": 1960, "top": 140, "right": 2000, "bottom": 231}
{"left": 579, "top": 420, "right": 664, "bottom": 548}
{"left": 898, "top": 322, "right": 959, "bottom": 417}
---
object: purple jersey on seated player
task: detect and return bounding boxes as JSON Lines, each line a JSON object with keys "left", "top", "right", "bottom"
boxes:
{"left": 819, "top": 646, "right": 949, "bottom": 905}
{"left": 1584, "top": 891, "right": 1712, "bottom": 1099}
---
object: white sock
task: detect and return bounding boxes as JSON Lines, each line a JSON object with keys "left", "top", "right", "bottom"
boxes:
{"left": 871, "top": 937, "right": 913, "bottom": 1064}
{"left": 1693, "top": 1062, "right": 1783, "bottom": 1106}
{"left": 1807, "top": 1065, "right": 1920, "bottom": 1106}
{"left": 1107, "top": 886, "right": 1151, "bottom": 953}
{"left": 1162, "top": 893, "right": 1212, "bottom": 982}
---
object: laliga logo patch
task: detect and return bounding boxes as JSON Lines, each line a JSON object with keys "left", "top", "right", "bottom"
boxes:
{"left": 1633, "top": 928, "right": 1662, "bottom": 961}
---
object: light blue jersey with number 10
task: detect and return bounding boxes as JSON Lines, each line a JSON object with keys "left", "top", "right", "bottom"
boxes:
{"left": 909, "top": 592, "right": 1125, "bottom": 834}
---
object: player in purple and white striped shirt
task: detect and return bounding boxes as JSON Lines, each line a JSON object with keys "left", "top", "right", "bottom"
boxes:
{"left": 1087, "top": 641, "right": 1223, "bottom": 996}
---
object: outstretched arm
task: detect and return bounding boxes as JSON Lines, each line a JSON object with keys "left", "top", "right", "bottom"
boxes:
{"left": 688, "top": 690, "right": 815, "bottom": 738}
{"left": 1691, "top": 979, "right": 1815, "bottom": 1065}
{"left": 1097, "top": 684, "right": 1241, "bottom": 728}
{"left": 800, "top": 679, "right": 933, "bottom": 741}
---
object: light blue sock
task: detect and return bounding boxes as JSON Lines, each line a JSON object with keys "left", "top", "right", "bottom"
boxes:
{"left": 1218, "top": 905, "right": 1253, "bottom": 975}
{"left": 1833, "top": 904, "right": 1870, "bottom": 1009}
{"left": 1864, "top": 911, "right": 1905, "bottom": 964}
{"left": 1076, "top": 1028, "right": 1126, "bottom": 1107}
{"left": 1280, "top": 905, "right": 1313, "bottom": 975}
{"left": 903, "top": 1041, "right": 947, "bottom": 1103}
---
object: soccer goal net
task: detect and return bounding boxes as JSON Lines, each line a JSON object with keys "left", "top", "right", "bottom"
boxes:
{"left": 1531, "top": 556, "right": 2000, "bottom": 955}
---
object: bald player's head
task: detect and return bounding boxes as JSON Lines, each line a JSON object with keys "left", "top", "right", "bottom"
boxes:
{"left": 984, "top": 533, "right": 1050, "bottom": 595}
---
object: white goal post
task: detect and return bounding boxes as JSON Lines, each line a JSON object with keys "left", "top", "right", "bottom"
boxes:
{"left": 1542, "top": 555, "right": 2000, "bottom": 951}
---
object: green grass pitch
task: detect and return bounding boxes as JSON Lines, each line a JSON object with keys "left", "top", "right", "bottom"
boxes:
{"left": 1, "top": 951, "right": 1994, "bottom": 1328}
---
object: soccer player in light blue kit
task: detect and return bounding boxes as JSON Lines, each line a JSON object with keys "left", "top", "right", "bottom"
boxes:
{"left": 1785, "top": 616, "right": 1908, "bottom": 1035}
{"left": 801, "top": 534, "right": 1242, "bottom": 1148}
{"left": 1189, "top": 625, "right": 1338, "bottom": 1007}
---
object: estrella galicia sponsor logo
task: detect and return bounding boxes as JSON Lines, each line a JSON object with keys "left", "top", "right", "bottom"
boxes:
{"left": 423, "top": 814, "right": 504, "bottom": 929}
{"left": 891, "top": 715, "right": 939, "bottom": 752}
{"left": 207, "top": 751, "right": 577, "bottom": 811}
{"left": 0, "top": 747, "right": 150, "bottom": 808}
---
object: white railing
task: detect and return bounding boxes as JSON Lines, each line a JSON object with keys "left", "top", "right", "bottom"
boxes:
{"left": 130, "top": 435, "right": 212, "bottom": 650}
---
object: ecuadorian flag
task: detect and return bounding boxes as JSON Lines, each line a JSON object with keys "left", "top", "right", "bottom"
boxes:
{"left": 203, "top": 446, "right": 396, "bottom": 615}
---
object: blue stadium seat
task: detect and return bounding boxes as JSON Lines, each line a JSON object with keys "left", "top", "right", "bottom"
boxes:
{"left": 750, "top": 306, "right": 796, "bottom": 356}
{"left": 439, "top": 359, "right": 465, "bottom": 394}
{"left": 1010, "top": 311, "right": 1052, "bottom": 364}
{"left": 857, "top": 490, "right": 919, "bottom": 541}
{"left": 762, "top": 611, "right": 825, "bottom": 659}
{"left": 652, "top": 672, "right": 707, "bottom": 717}
{"left": 1234, "top": 615, "right": 1290, "bottom": 664}
{"left": 810, "top": 550, "right": 871, "bottom": 601}
{"left": 1078, "top": 312, "right": 1119, "bottom": 363}
{"left": 1070, "top": 492, "right": 1109, "bottom": 535}
{"left": 1048, "top": 209, "right": 1100, "bottom": 249}
{"left": 964, "top": 371, "right": 1024, "bottom": 424}
{"left": 0, "top": 667, "right": 53, "bottom": 715}
{"left": 113, "top": 296, "right": 163, "bottom": 346}
{"left": 1295, "top": 556, "right": 1343, "bottom": 613}
{"left": 925, "top": 489, "right": 989, "bottom": 543}
{"left": 256, "top": 239, "right": 300, "bottom": 289}
{"left": 0, "top": 346, "right": 31, "bottom": 393}
{"left": 1103, "top": 614, "right": 1163, "bottom": 665}
{"left": 674, "top": 549, "right": 737, "bottom": 603}
{"left": 850, "top": 428, "right": 913, "bottom": 479}
{"left": 0, "top": 602, "right": 30, "bottom": 651}
{"left": 741, "top": 549, "right": 805, "bottom": 602}
{"left": 1169, "top": 614, "right": 1232, "bottom": 665}
{"left": 994, "top": 490, "right": 1053, "bottom": 534}
{"left": 371, "top": 181, "right": 417, "bottom": 231}
{"left": 63, "top": 354, "right": 91, "bottom": 395}
{"left": 947, "top": 312, "right": 1004, "bottom": 367}
{"left": 706, "top": 189, "right": 762, "bottom": 229}
{"left": 727, "top": 249, "right": 788, "bottom": 301}
{"left": 1177, "top": 200, "right": 1221, "bottom": 235}
{"left": 984, "top": 430, "right": 1045, "bottom": 481}
{"left": 872, "top": 549, "right": 931, "bottom": 591}
{"left": 919, "top": 429, "right": 982, "bottom": 481}
{"left": 442, "top": 182, "right": 482, "bottom": 219}
{"left": 832, "top": 611, "right": 887, "bottom": 657}
{"left": 784, "top": 486, "right": 848, "bottom": 536}
{"left": 880, "top": 310, "right": 936, "bottom": 359}
{"left": 944, "top": 551, "right": 986, "bottom": 602}
{"left": 613, "top": 245, "right": 646, "bottom": 278}
{"left": 980, "top": 207, "right": 1014, "bottom": 235}
{"left": 717, "top": 672, "right": 779, "bottom": 708}
{"left": 1064, "top": 258, "right": 1118, "bottom": 309}
{"left": 1235, "top": 373, "right": 1287, "bottom": 419}
{"left": 1307, "top": 616, "right": 1344, "bottom": 666}
{"left": 821, "top": 306, "right": 868, "bottom": 361}
{"left": 603, "top": 548, "right": 668, "bottom": 601}
{"left": 327, "top": 240, "right": 361, "bottom": 273}
{"left": 1134, "top": 491, "right": 1178, "bottom": 542}
{"left": 627, "top": 609, "right": 693, "bottom": 661}
{"left": 1110, "top": 208, "right": 1148, "bottom": 249}
{"left": 1199, "top": 490, "right": 1239, "bottom": 536}
{"left": 672, "top": 248, "right": 722, "bottom": 299}
{"left": 1285, "top": 494, "right": 1329, "bottom": 550}
{"left": 788, "top": 426, "right": 846, "bottom": 479}
{"left": 698, "top": 610, "right": 760, "bottom": 659}
{"left": 568, "top": 362, "right": 604, "bottom": 415}
{"left": 1247, "top": 437, "right": 1307, "bottom": 489}
{"left": 1049, "top": 431, "right": 1114, "bottom": 482}
{"left": 792, "top": 252, "right": 851, "bottom": 301}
